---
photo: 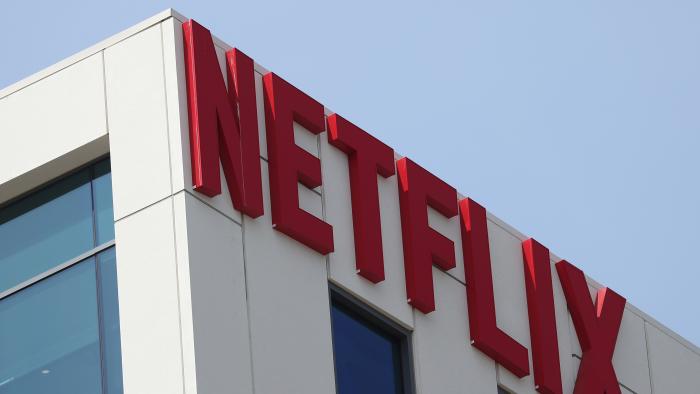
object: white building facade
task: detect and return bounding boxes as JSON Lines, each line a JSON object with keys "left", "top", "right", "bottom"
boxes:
{"left": 0, "top": 9, "right": 698, "bottom": 394}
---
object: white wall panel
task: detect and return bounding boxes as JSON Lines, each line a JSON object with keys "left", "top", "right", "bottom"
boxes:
{"left": 161, "top": 18, "right": 189, "bottom": 195}
{"left": 320, "top": 135, "right": 414, "bottom": 328}
{"left": 106, "top": 24, "right": 172, "bottom": 220}
{"left": 413, "top": 269, "right": 497, "bottom": 394}
{"left": 114, "top": 197, "right": 184, "bottom": 394}
{"left": 242, "top": 160, "right": 336, "bottom": 394}
{"left": 293, "top": 121, "right": 320, "bottom": 158}
{"left": 171, "top": 193, "right": 198, "bottom": 394}
{"left": 0, "top": 53, "right": 107, "bottom": 197}
{"left": 176, "top": 192, "right": 254, "bottom": 394}
{"left": 427, "top": 206, "right": 465, "bottom": 283}
{"left": 612, "top": 310, "right": 653, "bottom": 394}
{"left": 646, "top": 322, "right": 700, "bottom": 393}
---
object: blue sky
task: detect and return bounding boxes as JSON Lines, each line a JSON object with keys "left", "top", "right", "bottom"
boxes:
{"left": 2, "top": 1, "right": 699, "bottom": 346}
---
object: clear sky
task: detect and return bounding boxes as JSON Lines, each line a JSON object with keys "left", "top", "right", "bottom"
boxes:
{"left": 2, "top": 1, "right": 698, "bottom": 346}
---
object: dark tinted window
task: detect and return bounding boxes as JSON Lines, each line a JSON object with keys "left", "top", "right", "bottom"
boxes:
{"left": 331, "top": 296, "right": 408, "bottom": 394}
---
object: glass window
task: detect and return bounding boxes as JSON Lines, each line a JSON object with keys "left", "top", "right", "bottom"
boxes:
{"left": 0, "top": 159, "right": 116, "bottom": 293}
{"left": 0, "top": 169, "right": 94, "bottom": 292}
{"left": 0, "top": 158, "right": 121, "bottom": 394}
{"left": 331, "top": 294, "right": 410, "bottom": 394}
{"left": 92, "top": 160, "right": 115, "bottom": 245}
{"left": 97, "top": 247, "right": 122, "bottom": 394}
{"left": 0, "top": 258, "right": 102, "bottom": 393}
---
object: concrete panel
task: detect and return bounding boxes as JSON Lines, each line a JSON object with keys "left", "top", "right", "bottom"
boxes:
{"left": 413, "top": 269, "right": 497, "bottom": 394}
{"left": 427, "top": 206, "right": 466, "bottom": 283}
{"left": 646, "top": 322, "right": 700, "bottom": 393}
{"left": 177, "top": 193, "right": 254, "bottom": 394}
{"left": 299, "top": 181, "right": 324, "bottom": 219}
{"left": 161, "top": 18, "right": 189, "bottom": 195}
{"left": 114, "top": 198, "right": 183, "bottom": 394}
{"left": 0, "top": 136, "right": 109, "bottom": 204}
{"left": 488, "top": 219, "right": 533, "bottom": 390}
{"left": 106, "top": 24, "right": 172, "bottom": 219}
{"left": 293, "top": 121, "right": 320, "bottom": 158}
{"left": 242, "top": 160, "right": 336, "bottom": 394}
{"left": 320, "top": 135, "right": 414, "bottom": 328}
{"left": 171, "top": 193, "right": 197, "bottom": 394}
{"left": 0, "top": 53, "right": 107, "bottom": 194}
{"left": 611, "top": 310, "right": 653, "bottom": 394}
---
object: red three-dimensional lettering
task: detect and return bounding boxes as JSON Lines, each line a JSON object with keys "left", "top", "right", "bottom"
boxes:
{"left": 460, "top": 198, "right": 530, "bottom": 377}
{"left": 522, "top": 239, "right": 562, "bottom": 394}
{"left": 556, "top": 260, "right": 626, "bottom": 394}
{"left": 397, "top": 158, "right": 457, "bottom": 314}
{"left": 182, "top": 20, "right": 264, "bottom": 217}
{"left": 263, "top": 73, "right": 334, "bottom": 255}
{"left": 327, "top": 114, "right": 395, "bottom": 283}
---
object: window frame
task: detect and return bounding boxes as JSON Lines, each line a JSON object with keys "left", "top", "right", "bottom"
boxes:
{"left": 0, "top": 239, "right": 115, "bottom": 301}
{"left": 0, "top": 155, "right": 114, "bottom": 301}
{"left": 0, "top": 155, "right": 111, "bottom": 213}
{"left": 329, "top": 284, "right": 416, "bottom": 394}
{"left": 0, "top": 156, "right": 121, "bottom": 393}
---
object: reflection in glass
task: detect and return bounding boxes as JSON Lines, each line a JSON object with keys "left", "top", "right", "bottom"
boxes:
{"left": 331, "top": 301, "right": 404, "bottom": 394}
{"left": 0, "top": 260, "right": 102, "bottom": 394}
{"left": 97, "top": 247, "right": 123, "bottom": 394}
{"left": 0, "top": 170, "right": 94, "bottom": 292}
{"left": 93, "top": 160, "right": 115, "bottom": 245}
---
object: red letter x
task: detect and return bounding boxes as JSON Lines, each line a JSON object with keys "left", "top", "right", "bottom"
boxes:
{"left": 556, "top": 260, "right": 626, "bottom": 394}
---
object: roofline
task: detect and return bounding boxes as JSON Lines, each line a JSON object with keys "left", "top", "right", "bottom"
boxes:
{"left": 0, "top": 8, "right": 186, "bottom": 100}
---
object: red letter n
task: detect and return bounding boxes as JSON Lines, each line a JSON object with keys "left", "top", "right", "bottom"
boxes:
{"left": 460, "top": 198, "right": 530, "bottom": 378}
{"left": 556, "top": 260, "right": 625, "bottom": 394}
{"left": 327, "top": 114, "right": 395, "bottom": 283}
{"left": 397, "top": 158, "right": 457, "bottom": 314}
{"left": 182, "top": 20, "right": 263, "bottom": 217}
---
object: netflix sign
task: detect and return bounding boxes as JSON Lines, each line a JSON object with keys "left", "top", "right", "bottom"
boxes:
{"left": 182, "top": 20, "right": 626, "bottom": 394}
